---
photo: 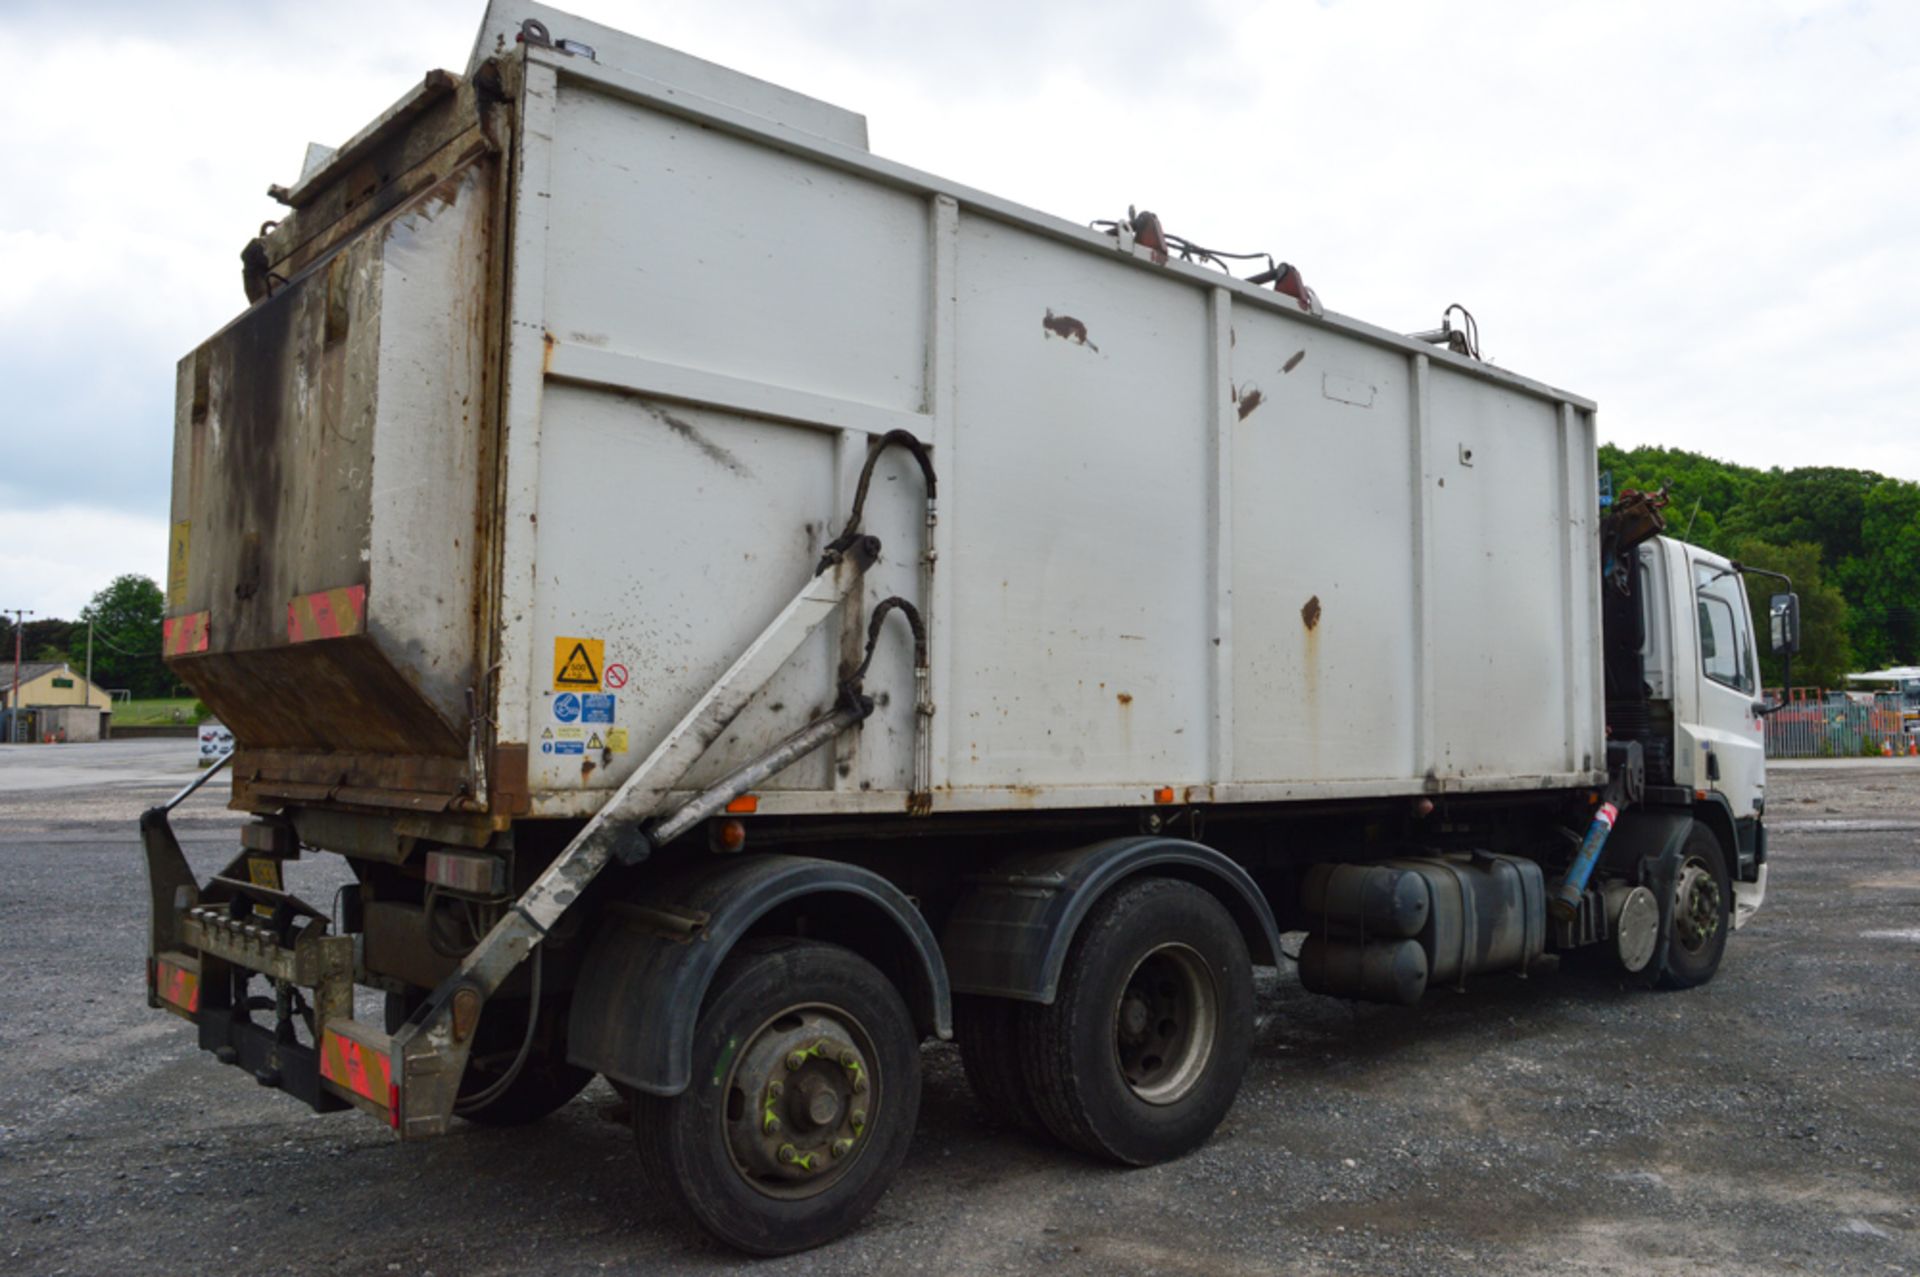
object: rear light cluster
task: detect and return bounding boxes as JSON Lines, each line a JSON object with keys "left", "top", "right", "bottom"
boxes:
{"left": 424, "top": 850, "right": 507, "bottom": 897}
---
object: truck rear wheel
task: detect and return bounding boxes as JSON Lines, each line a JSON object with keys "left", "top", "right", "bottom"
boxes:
{"left": 1657, "top": 823, "right": 1731, "bottom": 990}
{"left": 630, "top": 937, "right": 920, "bottom": 1255}
{"left": 1017, "top": 878, "right": 1253, "bottom": 1166}
{"left": 953, "top": 994, "right": 1045, "bottom": 1134}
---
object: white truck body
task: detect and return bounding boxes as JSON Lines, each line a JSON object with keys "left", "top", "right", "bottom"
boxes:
{"left": 168, "top": 1, "right": 1606, "bottom": 821}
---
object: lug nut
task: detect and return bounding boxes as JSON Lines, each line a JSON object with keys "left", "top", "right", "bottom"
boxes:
{"left": 850, "top": 1109, "right": 867, "bottom": 1131}
{"left": 785, "top": 1051, "right": 805, "bottom": 1072}
{"left": 831, "top": 1138, "right": 854, "bottom": 1159}
{"left": 778, "top": 1143, "right": 798, "bottom": 1164}
{"left": 767, "top": 1080, "right": 783, "bottom": 1099}
{"left": 763, "top": 1114, "right": 781, "bottom": 1135}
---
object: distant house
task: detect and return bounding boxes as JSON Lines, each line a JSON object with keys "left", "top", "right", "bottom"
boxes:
{"left": 3, "top": 662, "right": 113, "bottom": 711}
{"left": 2, "top": 662, "right": 113, "bottom": 743}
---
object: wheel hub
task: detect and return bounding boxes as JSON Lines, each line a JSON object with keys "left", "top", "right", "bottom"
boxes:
{"left": 1113, "top": 943, "right": 1218, "bottom": 1107}
{"left": 1674, "top": 861, "right": 1722, "bottom": 953}
{"left": 724, "top": 1008, "right": 873, "bottom": 1198}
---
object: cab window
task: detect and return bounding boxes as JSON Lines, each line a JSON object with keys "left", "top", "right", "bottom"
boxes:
{"left": 1694, "top": 567, "right": 1754, "bottom": 693}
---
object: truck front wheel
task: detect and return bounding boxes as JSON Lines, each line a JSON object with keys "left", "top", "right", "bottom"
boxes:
{"left": 1017, "top": 877, "right": 1253, "bottom": 1165}
{"left": 630, "top": 937, "right": 921, "bottom": 1255}
{"left": 1658, "top": 823, "right": 1731, "bottom": 990}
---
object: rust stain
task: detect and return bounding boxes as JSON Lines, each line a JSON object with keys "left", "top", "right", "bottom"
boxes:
{"left": 1042, "top": 309, "right": 1100, "bottom": 352}
{"left": 541, "top": 331, "right": 555, "bottom": 374}
{"left": 1283, "top": 350, "right": 1306, "bottom": 374}
{"left": 1237, "top": 386, "right": 1264, "bottom": 420}
{"left": 1301, "top": 595, "right": 1322, "bottom": 631}
{"left": 1117, "top": 692, "right": 1133, "bottom": 705}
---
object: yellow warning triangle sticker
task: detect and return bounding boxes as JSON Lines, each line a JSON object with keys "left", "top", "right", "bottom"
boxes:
{"left": 553, "top": 637, "right": 603, "bottom": 689}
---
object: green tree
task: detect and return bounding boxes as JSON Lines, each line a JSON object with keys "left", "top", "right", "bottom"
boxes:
{"left": 1720, "top": 467, "right": 1881, "bottom": 567}
{"left": 1602, "top": 444, "right": 1920, "bottom": 678}
{"left": 1598, "top": 444, "right": 1761, "bottom": 556}
{"left": 80, "top": 575, "right": 167, "bottom": 699}
{"left": 1723, "top": 537, "right": 1851, "bottom": 689}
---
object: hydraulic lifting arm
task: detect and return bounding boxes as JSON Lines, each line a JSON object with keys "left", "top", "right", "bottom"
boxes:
{"left": 391, "top": 535, "right": 883, "bottom": 1134}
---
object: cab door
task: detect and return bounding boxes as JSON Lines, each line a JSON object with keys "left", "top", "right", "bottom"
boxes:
{"left": 1685, "top": 548, "right": 1765, "bottom": 827}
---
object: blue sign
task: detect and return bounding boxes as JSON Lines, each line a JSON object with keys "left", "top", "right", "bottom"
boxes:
{"left": 582, "top": 693, "right": 616, "bottom": 724}
{"left": 553, "top": 693, "right": 581, "bottom": 723}
{"left": 553, "top": 740, "right": 585, "bottom": 755}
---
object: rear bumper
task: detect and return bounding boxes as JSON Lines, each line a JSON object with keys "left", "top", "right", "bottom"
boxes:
{"left": 141, "top": 798, "right": 408, "bottom": 1130}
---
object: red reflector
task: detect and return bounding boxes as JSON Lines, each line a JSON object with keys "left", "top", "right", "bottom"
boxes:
{"left": 389, "top": 1083, "right": 401, "bottom": 1129}
{"left": 725, "top": 794, "right": 759, "bottom": 814}
{"left": 1153, "top": 787, "right": 1175, "bottom": 805}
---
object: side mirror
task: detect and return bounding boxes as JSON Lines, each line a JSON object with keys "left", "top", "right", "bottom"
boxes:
{"left": 1769, "top": 593, "right": 1801, "bottom": 656}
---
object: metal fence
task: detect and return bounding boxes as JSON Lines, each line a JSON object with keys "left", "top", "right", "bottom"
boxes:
{"left": 1762, "top": 691, "right": 1916, "bottom": 759}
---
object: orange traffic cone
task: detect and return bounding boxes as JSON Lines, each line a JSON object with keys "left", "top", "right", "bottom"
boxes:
{"left": 1883, "top": 739, "right": 1895, "bottom": 757}
{"left": 1909, "top": 737, "right": 1918, "bottom": 757}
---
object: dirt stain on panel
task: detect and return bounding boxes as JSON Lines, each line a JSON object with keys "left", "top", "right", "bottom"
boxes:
{"left": 1301, "top": 595, "right": 1322, "bottom": 630}
{"left": 651, "top": 407, "right": 753, "bottom": 477}
{"left": 1042, "top": 309, "right": 1100, "bottom": 352}
{"left": 1237, "top": 386, "right": 1264, "bottom": 420}
{"left": 1283, "top": 350, "right": 1306, "bottom": 374}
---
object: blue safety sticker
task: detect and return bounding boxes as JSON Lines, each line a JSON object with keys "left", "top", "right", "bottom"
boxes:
{"left": 553, "top": 740, "right": 585, "bottom": 755}
{"left": 553, "top": 693, "right": 581, "bottom": 723}
{"left": 581, "top": 693, "right": 616, "bottom": 724}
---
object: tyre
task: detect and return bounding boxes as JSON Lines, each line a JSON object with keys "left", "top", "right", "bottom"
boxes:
{"left": 631, "top": 938, "right": 921, "bottom": 1255}
{"left": 953, "top": 993, "right": 1045, "bottom": 1135}
{"left": 385, "top": 990, "right": 594, "bottom": 1126}
{"left": 1657, "top": 822, "right": 1731, "bottom": 990}
{"left": 1017, "top": 877, "right": 1253, "bottom": 1166}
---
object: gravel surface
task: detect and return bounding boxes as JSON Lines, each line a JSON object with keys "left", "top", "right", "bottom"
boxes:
{"left": 1, "top": 743, "right": 1916, "bottom": 1275}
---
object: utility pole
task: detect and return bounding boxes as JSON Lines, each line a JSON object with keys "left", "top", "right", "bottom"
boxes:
{"left": 85, "top": 620, "right": 95, "bottom": 711}
{"left": 6, "top": 608, "right": 33, "bottom": 742}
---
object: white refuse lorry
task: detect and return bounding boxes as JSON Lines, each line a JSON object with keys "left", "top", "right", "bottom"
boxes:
{"left": 142, "top": 3, "right": 1793, "bottom": 1253}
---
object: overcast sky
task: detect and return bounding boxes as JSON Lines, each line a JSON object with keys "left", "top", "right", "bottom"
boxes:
{"left": 2, "top": 0, "right": 1914, "bottom": 619}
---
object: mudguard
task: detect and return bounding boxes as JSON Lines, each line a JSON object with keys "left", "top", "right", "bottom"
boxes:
{"left": 567, "top": 854, "right": 950, "bottom": 1096}
{"left": 941, "top": 836, "right": 1284, "bottom": 1003}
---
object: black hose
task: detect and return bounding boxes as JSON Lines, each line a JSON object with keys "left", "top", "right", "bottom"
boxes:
{"left": 453, "top": 949, "right": 543, "bottom": 1114}
{"left": 815, "top": 430, "right": 936, "bottom": 575}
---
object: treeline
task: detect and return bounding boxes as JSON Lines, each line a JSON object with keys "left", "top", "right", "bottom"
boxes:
{"left": 1600, "top": 445, "right": 1920, "bottom": 689}
{"left": 1, "top": 575, "right": 175, "bottom": 700}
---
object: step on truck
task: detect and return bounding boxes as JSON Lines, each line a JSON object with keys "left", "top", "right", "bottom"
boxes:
{"left": 145, "top": 3, "right": 1800, "bottom": 1253}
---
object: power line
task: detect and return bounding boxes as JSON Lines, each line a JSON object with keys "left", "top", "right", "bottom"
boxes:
{"left": 85, "top": 627, "right": 160, "bottom": 659}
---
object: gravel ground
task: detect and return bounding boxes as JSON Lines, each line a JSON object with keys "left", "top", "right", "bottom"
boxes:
{"left": 1, "top": 743, "right": 1917, "bottom": 1275}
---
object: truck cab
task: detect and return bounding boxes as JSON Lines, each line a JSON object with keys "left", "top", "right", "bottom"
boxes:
{"left": 1628, "top": 536, "right": 1770, "bottom": 923}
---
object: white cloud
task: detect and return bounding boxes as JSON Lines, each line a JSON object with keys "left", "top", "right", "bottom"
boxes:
{"left": 0, "top": 505, "right": 169, "bottom": 620}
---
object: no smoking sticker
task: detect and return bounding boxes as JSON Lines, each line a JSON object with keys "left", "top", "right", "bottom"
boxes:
{"left": 553, "top": 637, "right": 604, "bottom": 690}
{"left": 605, "top": 663, "right": 629, "bottom": 690}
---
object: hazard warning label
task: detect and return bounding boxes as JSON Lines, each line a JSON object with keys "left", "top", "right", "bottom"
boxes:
{"left": 553, "top": 637, "right": 604, "bottom": 690}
